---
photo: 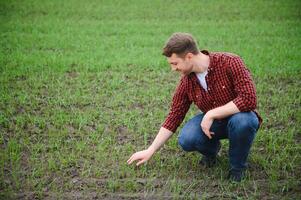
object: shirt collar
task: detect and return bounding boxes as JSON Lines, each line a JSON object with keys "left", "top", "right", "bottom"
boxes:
{"left": 188, "top": 50, "right": 215, "bottom": 78}
{"left": 208, "top": 51, "right": 216, "bottom": 73}
{"left": 200, "top": 50, "right": 214, "bottom": 73}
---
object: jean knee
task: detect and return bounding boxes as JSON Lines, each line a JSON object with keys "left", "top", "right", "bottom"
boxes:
{"left": 178, "top": 128, "right": 200, "bottom": 152}
{"left": 178, "top": 113, "right": 204, "bottom": 151}
{"left": 228, "top": 112, "right": 259, "bottom": 140}
{"left": 178, "top": 132, "right": 194, "bottom": 151}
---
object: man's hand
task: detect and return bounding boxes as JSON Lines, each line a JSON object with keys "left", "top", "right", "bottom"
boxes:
{"left": 127, "top": 127, "right": 173, "bottom": 166}
{"left": 127, "top": 148, "right": 155, "bottom": 166}
{"left": 201, "top": 111, "right": 215, "bottom": 139}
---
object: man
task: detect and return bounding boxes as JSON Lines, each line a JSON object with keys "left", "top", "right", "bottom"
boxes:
{"left": 127, "top": 32, "right": 262, "bottom": 182}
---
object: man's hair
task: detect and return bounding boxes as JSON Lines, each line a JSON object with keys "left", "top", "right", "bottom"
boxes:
{"left": 162, "top": 32, "right": 199, "bottom": 58}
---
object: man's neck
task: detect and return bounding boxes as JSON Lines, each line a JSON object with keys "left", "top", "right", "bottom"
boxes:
{"left": 193, "top": 52, "right": 210, "bottom": 74}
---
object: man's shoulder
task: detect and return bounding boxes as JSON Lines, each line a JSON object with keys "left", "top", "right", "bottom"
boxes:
{"left": 211, "top": 52, "right": 243, "bottom": 68}
{"left": 212, "top": 51, "right": 241, "bottom": 60}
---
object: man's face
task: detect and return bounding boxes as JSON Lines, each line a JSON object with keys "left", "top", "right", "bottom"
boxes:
{"left": 167, "top": 53, "right": 193, "bottom": 75}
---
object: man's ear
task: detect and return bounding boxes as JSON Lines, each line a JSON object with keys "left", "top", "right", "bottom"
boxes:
{"left": 185, "top": 52, "right": 194, "bottom": 60}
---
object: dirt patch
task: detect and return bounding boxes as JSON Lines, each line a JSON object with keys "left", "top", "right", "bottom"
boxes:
{"left": 10, "top": 177, "right": 292, "bottom": 199}
{"left": 117, "top": 126, "right": 128, "bottom": 135}
{"left": 16, "top": 106, "right": 25, "bottom": 114}
{"left": 116, "top": 126, "right": 133, "bottom": 145}
{"left": 66, "top": 167, "right": 80, "bottom": 178}
{"left": 295, "top": 130, "right": 301, "bottom": 143}
{"left": 264, "top": 121, "right": 286, "bottom": 130}
{"left": 65, "top": 70, "right": 79, "bottom": 78}
{"left": 25, "top": 123, "right": 42, "bottom": 135}
{"left": 59, "top": 102, "right": 95, "bottom": 111}
{"left": 130, "top": 102, "right": 144, "bottom": 110}
{"left": 67, "top": 125, "right": 76, "bottom": 134}
{"left": 83, "top": 124, "right": 97, "bottom": 133}
{"left": 15, "top": 75, "right": 27, "bottom": 81}
{"left": 247, "top": 161, "right": 269, "bottom": 180}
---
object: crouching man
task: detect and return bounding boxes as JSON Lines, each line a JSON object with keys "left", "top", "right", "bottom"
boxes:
{"left": 127, "top": 32, "right": 262, "bottom": 182}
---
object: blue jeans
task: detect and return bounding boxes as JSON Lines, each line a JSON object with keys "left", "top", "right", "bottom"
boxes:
{"left": 178, "top": 112, "right": 259, "bottom": 171}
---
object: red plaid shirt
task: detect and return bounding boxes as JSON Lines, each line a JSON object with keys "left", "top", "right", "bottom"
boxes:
{"left": 162, "top": 50, "right": 262, "bottom": 133}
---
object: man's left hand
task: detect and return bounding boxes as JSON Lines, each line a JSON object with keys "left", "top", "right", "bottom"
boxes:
{"left": 201, "top": 111, "right": 215, "bottom": 139}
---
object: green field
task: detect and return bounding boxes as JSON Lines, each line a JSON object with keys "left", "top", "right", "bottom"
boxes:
{"left": 1, "top": 0, "right": 301, "bottom": 199}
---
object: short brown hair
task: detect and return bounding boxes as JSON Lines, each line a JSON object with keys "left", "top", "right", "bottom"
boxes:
{"left": 162, "top": 32, "right": 199, "bottom": 58}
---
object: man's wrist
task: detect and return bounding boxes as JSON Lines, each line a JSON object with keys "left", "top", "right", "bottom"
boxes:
{"left": 148, "top": 146, "right": 156, "bottom": 154}
{"left": 207, "top": 109, "right": 217, "bottom": 119}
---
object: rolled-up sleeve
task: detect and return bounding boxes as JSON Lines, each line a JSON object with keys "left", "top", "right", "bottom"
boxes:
{"left": 229, "top": 57, "right": 257, "bottom": 111}
{"left": 162, "top": 77, "right": 192, "bottom": 133}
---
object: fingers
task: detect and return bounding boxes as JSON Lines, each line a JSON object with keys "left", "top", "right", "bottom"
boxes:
{"left": 200, "top": 115, "right": 214, "bottom": 139}
{"left": 127, "top": 156, "right": 145, "bottom": 166}
{"left": 201, "top": 127, "right": 211, "bottom": 139}
{"left": 206, "top": 131, "right": 212, "bottom": 139}
{"left": 127, "top": 153, "right": 144, "bottom": 166}
{"left": 127, "top": 154, "right": 136, "bottom": 164}
{"left": 127, "top": 150, "right": 150, "bottom": 166}
{"left": 203, "top": 129, "right": 215, "bottom": 139}
{"left": 201, "top": 124, "right": 212, "bottom": 139}
{"left": 127, "top": 155, "right": 132, "bottom": 164}
{"left": 136, "top": 159, "right": 145, "bottom": 166}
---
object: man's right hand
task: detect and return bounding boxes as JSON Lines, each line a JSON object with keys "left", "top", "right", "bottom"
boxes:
{"left": 127, "top": 148, "right": 155, "bottom": 166}
{"left": 127, "top": 127, "right": 173, "bottom": 167}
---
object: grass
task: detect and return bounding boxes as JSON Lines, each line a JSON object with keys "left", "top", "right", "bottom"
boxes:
{"left": 0, "top": 0, "right": 301, "bottom": 199}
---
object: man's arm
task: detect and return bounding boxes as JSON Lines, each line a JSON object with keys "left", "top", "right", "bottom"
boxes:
{"left": 127, "top": 127, "right": 173, "bottom": 166}
{"left": 201, "top": 101, "right": 239, "bottom": 139}
{"left": 128, "top": 77, "right": 191, "bottom": 166}
{"left": 230, "top": 57, "right": 257, "bottom": 111}
{"left": 208, "top": 101, "right": 240, "bottom": 120}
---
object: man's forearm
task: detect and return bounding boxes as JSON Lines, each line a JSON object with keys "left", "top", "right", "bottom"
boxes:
{"left": 148, "top": 127, "right": 173, "bottom": 154}
{"left": 208, "top": 101, "right": 240, "bottom": 120}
